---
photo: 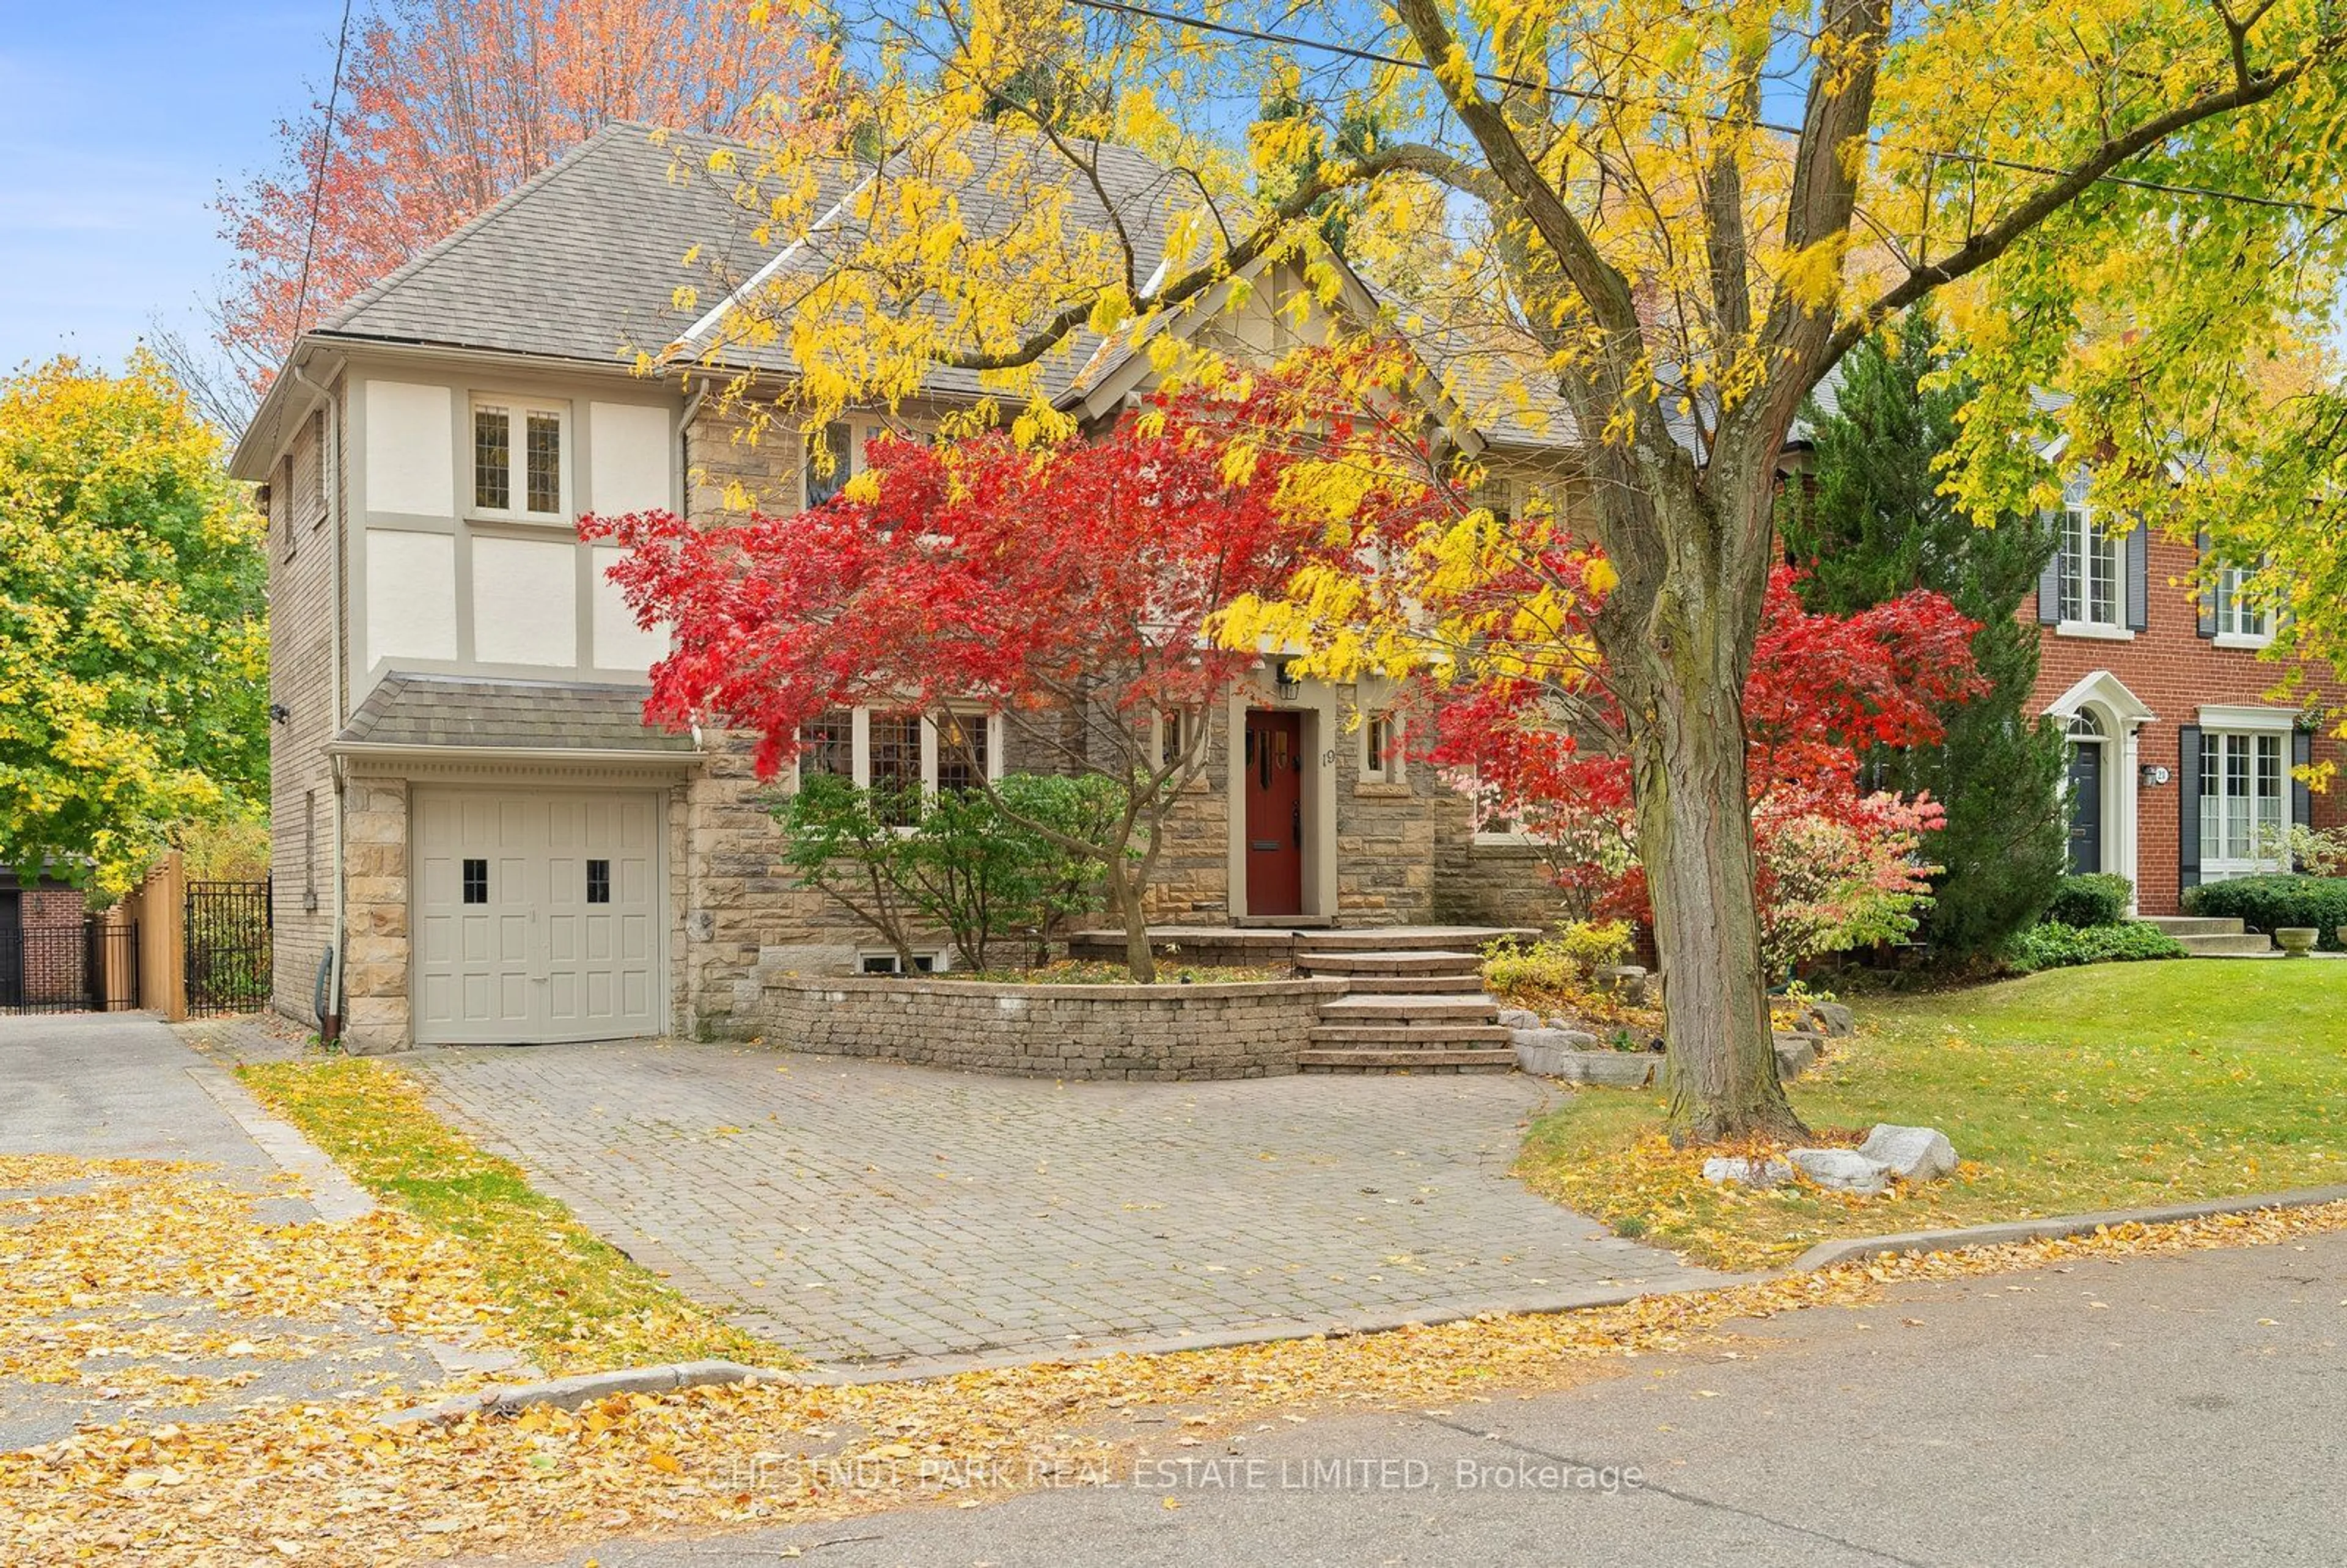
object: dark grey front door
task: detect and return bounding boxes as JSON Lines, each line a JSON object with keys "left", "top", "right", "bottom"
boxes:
{"left": 2066, "top": 744, "right": 2103, "bottom": 874}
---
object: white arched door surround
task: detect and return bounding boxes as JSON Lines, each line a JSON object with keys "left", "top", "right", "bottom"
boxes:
{"left": 2044, "top": 670, "right": 2157, "bottom": 911}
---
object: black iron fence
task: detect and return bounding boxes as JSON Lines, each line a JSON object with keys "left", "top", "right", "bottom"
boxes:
{"left": 0, "top": 918, "right": 139, "bottom": 1014}
{"left": 185, "top": 879, "right": 272, "bottom": 1018}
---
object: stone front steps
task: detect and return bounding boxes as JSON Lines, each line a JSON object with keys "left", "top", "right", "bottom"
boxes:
{"left": 2140, "top": 914, "right": 2276, "bottom": 957}
{"left": 1296, "top": 939, "right": 1517, "bottom": 1074}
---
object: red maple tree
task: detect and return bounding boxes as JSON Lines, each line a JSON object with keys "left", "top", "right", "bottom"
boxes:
{"left": 215, "top": 0, "right": 820, "bottom": 394}
{"left": 583, "top": 387, "right": 1349, "bottom": 978}
{"left": 1423, "top": 562, "right": 1983, "bottom": 976}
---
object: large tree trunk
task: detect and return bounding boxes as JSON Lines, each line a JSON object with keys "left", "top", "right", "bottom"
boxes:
{"left": 1604, "top": 477, "right": 1807, "bottom": 1146}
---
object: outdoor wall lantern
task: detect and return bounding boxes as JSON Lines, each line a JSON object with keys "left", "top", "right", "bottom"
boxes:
{"left": 268, "top": 703, "right": 292, "bottom": 725}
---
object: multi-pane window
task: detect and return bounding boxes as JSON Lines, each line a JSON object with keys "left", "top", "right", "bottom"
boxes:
{"left": 586, "top": 859, "right": 611, "bottom": 905}
{"left": 804, "top": 420, "right": 854, "bottom": 509}
{"left": 799, "top": 709, "right": 855, "bottom": 778}
{"left": 2213, "top": 565, "right": 2272, "bottom": 641}
{"left": 2200, "top": 731, "right": 2286, "bottom": 864}
{"left": 936, "top": 713, "right": 989, "bottom": 794}
{"left": 1158, "top": 709, "right": 1191, "bottom": 771}
{"left": 526, "top": 413, "right": 560, "bottom": 513}
{"left": 461, "top": 859, "right": 488, "bottom": 905}
{"left": 2059, "top": 505, "right": 2121, "bottom": 626}
{"left": 472, "top": 401, "right": 564, "bottom": 516}
{"left": 868, "top": 711, "right": 924, "bottom": 824}
{"left": 1362, "top": 712, "right": 1397, "bottom": 781}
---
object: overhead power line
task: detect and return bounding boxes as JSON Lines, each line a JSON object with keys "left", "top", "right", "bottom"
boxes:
{"left": 288, "top": 0, "right": 358, "bottom": 353}
{"left": 1067, "top": 0, "right": 2347, "bottom": 222}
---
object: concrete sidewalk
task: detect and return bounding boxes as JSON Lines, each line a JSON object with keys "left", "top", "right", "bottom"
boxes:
{"left": 0, "top": 1011, "right": 515, "bottom": 1450}
{"left": 0, "top": 1009, "right": 367, "bottom": 1217}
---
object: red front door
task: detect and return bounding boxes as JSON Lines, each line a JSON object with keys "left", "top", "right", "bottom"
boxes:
{"left": 1244, "top": 710, "right": 1305, "bottom": 917}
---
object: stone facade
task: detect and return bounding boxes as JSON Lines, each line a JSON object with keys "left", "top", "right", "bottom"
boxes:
{"left": 760, "top": 974, "right": 1345, "bottom": 1079}
{"left": 338, "top": 774, "right": 411, "bottom": 1053}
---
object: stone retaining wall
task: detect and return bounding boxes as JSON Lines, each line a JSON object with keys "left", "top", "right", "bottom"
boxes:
{"left": 760, "top": 975, "right": 1347, "bottom": 1080}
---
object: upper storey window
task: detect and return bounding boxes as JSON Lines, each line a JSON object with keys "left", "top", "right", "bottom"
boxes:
{"left": 473, "top": 400, "right": 566, "bottom": 519}
{"left": 2057, "top": 503, "right": 2121, "bottom": 629}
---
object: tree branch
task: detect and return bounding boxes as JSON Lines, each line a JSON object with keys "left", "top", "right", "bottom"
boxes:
{"left": 1824, "top": 27, "right": 2346, "bottom": 370}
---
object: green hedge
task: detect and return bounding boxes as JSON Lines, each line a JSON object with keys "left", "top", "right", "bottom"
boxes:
{"left": 2183, "top": 875, "right": 2347, "bottom": 950}
{"left": 2004, "top": 920, "right": 2188, "bottom": 973}
{"left": 2043, "top": 873, "right": 2133, "bottom": 928}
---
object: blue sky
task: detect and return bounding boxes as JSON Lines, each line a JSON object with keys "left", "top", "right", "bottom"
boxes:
{"left": 0, "top": 3, "right": 339, "bottom": 372}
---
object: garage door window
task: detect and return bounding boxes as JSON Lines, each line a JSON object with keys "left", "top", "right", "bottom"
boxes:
{"left": 462, "top": 859, "right": 488, "bottom": 904}
{"left": 586, "top": 859, "right": 611, "bottom": 904}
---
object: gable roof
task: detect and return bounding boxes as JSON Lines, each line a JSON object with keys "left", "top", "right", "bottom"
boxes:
{"left": 235, "top": 118, "right": 1587, "bottom": 473}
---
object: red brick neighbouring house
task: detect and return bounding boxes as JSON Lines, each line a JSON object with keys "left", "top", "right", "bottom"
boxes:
{"left": 0, "top": 870, "right": 87, "bottom": 1007}
{"left": 2031, "top": 479, "right": 2345, "bottom": 915}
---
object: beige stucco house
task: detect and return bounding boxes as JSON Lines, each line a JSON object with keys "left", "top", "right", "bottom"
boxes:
{"left": 232, "top": 122, "right": 1561, "bottom": 1053}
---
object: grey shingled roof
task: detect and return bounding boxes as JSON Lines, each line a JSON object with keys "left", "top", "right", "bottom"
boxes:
{"left": 316, "top": 122, "right": 859, "bottom": 367}
{"left": 335, "top": 672, "right": 695, "bottom": 753}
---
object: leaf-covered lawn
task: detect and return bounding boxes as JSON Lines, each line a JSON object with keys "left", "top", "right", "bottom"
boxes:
{"left": 1518, "top": 959, "right": 2347, "bottom": 1270}
{"left": 238, "top": 1058, "right": 781, "bottom": 1374}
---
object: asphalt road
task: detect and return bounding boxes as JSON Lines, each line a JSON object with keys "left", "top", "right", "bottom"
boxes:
{"left": 539, "top": 1228, "right": 2346, "bottom": 1568}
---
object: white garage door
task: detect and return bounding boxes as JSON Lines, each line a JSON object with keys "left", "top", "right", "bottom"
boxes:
{"left": 412, "top": 789, "right": 664, "bottom": 1044}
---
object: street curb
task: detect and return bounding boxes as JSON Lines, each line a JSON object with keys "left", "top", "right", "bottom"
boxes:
{"left": 377, "top": 1359, "right": 797, "bottom": 1426}
{"left": 789, "top": 1277, "right": 1731, "bottom": 1385}
{"left": 1788, "top": 1184, "right": 2347, "bottom": 1273}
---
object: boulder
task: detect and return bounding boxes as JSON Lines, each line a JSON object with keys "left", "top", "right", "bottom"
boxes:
{"left": 1702, "top": 1156, "right": 1793, "bottom": 1189}
{"left": 1496, "top": 1007, "right": 1542, "bottom": 1031}
{"left": 1807, "top": 1000, "right": 1856, "bottom": 1038}
{"left": 1771, "top": 1032, "right": 1820, "bottom": 1080}
{"left": 1538, "top": 1021, "right": 1601, "bottom": 1046}
{"left": 1591, "top": 964, "right": 1649, "bottom": 1005}
{"left": 1513, "top": 1033, "right": 1656, "bottom": 1086}
{"left": 1788, "top": 1147, "right": 1893, "bottom": 1195}
{"left": 1857, "top": 1124, "right": 1959, "bottom": 1182}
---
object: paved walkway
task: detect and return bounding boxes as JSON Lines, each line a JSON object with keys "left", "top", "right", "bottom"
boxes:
{"left": 2, "top": 1010, "right": 364, "bottom": 1213}
{"left": 0, "top": 1012, "right": 500, "bottom": 1449}
{"left": 406, "top": 1042, "right": 1736, "bottom": 1371}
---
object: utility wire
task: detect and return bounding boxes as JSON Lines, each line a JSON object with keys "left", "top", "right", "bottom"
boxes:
{"left": 288, "top": 0, "right": 358, "bottom": 352}
{"left": 1068, "top": 0, "right": 2347, "bottom": 222}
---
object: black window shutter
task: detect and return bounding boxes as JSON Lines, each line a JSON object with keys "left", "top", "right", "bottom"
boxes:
{"left": 2125, "top": 521, "right": 2149, "bottom": 631}
{"left": 2293, "top": 729, "right": 2313, "bottom": 832}
{"left": 2195, "top": 529, "right": 2216, "bottom": 638}
{"left": 2038, "top": 516, "right": 2063, "bottom": 625}
{"left": 2178, "top": 724, "right": 2203, "bottom": 892}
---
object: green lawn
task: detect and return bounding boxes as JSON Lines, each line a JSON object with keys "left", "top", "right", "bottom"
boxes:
{"left": 1516, "top": 959, "right": 2347, "bottom": 1270}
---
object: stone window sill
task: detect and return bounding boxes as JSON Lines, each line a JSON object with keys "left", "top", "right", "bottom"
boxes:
{"left": 2055, "top": 620, "right": 2135, "bottom": 642}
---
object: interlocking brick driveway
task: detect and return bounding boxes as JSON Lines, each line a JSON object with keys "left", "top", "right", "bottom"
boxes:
{"left": 407, "top": 1042, "right": 1737, "bottom": 1371}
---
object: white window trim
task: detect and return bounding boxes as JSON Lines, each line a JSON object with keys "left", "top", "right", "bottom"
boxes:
{"left": 470, "top": 396, "right": 571, "bottom": 522}
{"left": 2196, "top": 705, "right": 2296, "bottom": 733}
{"left": 2055, "top": 620, "right": 2136, "bottom": 642}
{"left": 2056, "top": 502, "right": 2128, "bottom": 632}
{"left": 859, "top": 950, "right": 947, "bottom": 974}
{"left": 2211, "top": 562, "right": 2275, "bottom": 646}
{"left": 2197, "top": 726, "right": 2290, "bottom": 872}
